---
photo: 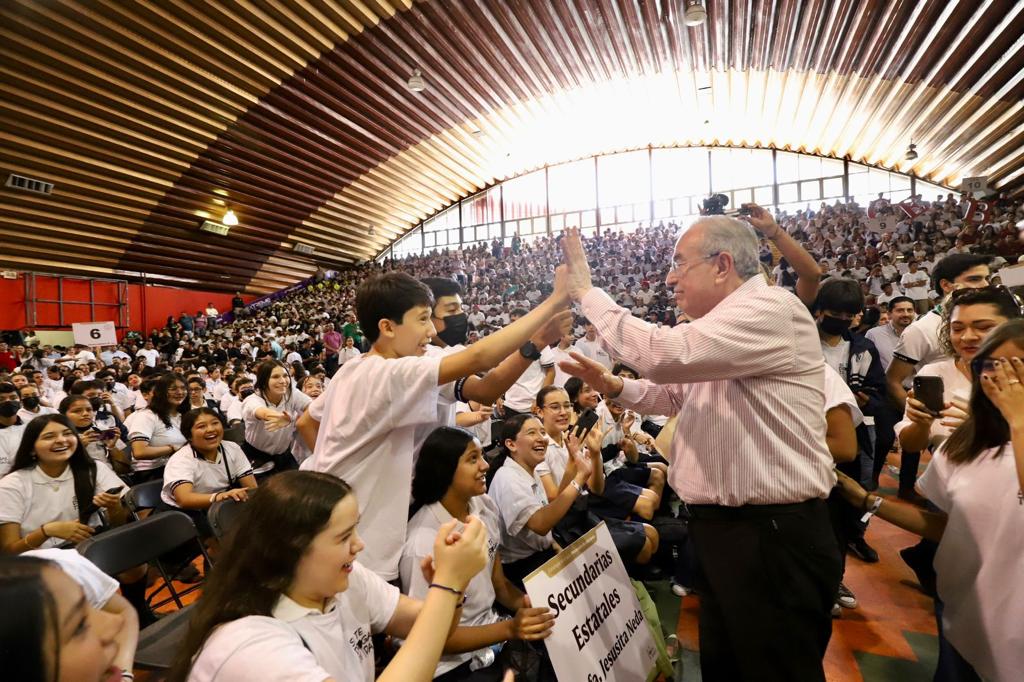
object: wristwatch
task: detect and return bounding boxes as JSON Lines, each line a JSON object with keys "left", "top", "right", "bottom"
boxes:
{"left": 519, "top": 341, "right": 541, "bottom": 361}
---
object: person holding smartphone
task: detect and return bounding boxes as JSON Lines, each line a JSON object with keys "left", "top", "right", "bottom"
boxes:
{"left": 59, "top": 395, "right": 131, "bottom": 474}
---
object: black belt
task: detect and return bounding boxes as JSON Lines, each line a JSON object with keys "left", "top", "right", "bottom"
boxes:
{"left": 683, "top": 498, "right": 823, "bottom": 520}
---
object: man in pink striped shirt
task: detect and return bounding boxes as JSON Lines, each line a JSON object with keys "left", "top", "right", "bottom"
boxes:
{"left": 559, "top": 215, "right": 841, "bottom": 682}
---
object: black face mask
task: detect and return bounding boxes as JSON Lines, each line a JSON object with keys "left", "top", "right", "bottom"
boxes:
{"left": 820, "top": 315, "right": 852, "bottom": 336}
{"left": 0, "top": 400, "right": 20, "bottom": 418}
{"left": 437, "top": 312, "right": 469, "bottom": 347}
{"left": 22, "top": 396, "right": 40, "bottom": 410}
{"left": 239, "top": 388, "right": 255, "bottom": 400}
{"left": 88, "top": 397, "right": 104, "bottom": 411}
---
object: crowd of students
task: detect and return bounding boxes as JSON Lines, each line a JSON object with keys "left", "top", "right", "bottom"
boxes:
{"left": 0, "top": 192, "right": 1022, "bottom": 681}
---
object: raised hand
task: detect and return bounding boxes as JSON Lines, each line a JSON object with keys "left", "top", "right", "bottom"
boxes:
{"left": 560, "top": 228, "right": 594, "bottom": 301}
{"left": 981, "top": 357, "right": 1024, "bottom": 428}
{"left": 263, "top": 410, "right": 291, "bottom": 432}
{"left": 742, "top": 203, "right": 781, "bottom": 238}
{"left": 533, "top": 310, "right": 573, "bottom": 347}
{"left": 558, "top": 351, "right": 622, "bottom": 397}
{"left": 904, "top": 389, "right": 937, "bottom": 427}
{"left": 432, "top": 516, "right": 489, "bottom": 591}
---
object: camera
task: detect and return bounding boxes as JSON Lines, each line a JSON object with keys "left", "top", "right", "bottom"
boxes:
{"left": 702, "top": 193, "right": 730, "bottom": 215}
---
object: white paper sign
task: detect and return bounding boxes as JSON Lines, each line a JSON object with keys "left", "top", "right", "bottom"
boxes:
{"left": 864, "top": 218, "right": 894, "bottom": 234}
{"left": 999, "top": 263, "right": 1024, "bottom": 289}
{"left": 961, "top": 176, "right": 988, "bottom": 196}
{"left": 72, "top": 321, "right": 117, "bottom": 346}
{"left": 524, "top": 522, "right": 658, "bottom": 682}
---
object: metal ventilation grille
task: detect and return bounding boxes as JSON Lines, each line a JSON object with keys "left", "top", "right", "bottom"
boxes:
{"left": 294, "top": 243, "right": 316, "bottom": 256}
{"left": 6, "top": 174, "right": 53, "bottom": 195}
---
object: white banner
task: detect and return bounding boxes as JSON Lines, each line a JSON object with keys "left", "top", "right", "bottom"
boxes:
{"left": 71, "top": 321, "right": 117, "bottom": 347}
{"left": 999, "top": 263, "right": 1024, "bottom": 289}
{"left": 524, "top": 522, "right": 658, "bottom": 682}
{"left": 864, "top": 217, "right": 895, "bottom": 234}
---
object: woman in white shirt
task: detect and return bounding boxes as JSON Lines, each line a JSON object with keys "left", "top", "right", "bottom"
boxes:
{"left": 838, "top": 319, "right": 1024, "bottom": 681}
{"left": 240, "top": 360, "right": 311, "bottom": 472}
{"left": 161, "top": 407, "right": 256, "bottom": 535}
{"left": 59, "top": 394, "right": 131, "bottom": 474}
{"left": 126, "top": 373, "right": 188, "bottom": 481}
{"left": 169, "top": 470, "right": 490, "bottom": 682}
{"left": 403, "top": 426, "right": 554, "bottom": 680}
{"left": 486, "top": 414, "right": 593, "bottom": 588}
{"left": 898, "top": 287, "right": 1022, "bottom": 453}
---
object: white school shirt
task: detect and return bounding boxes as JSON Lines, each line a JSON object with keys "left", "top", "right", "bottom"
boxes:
{"left": 488, "top": 457, "right": 553, "bottom": 563}
{"left": 25, "top": 547, "right": 119, "bottom": 608}
{"left": 0, "top": 421, "right": 27, "bottom": 478}
{"left": 137, "top": 348, "right": 160, "bottom": 367}
{"left": 503, "top": 347, "right": 556, "bottom": 412}
{"left": 241, "top": 390, "right": 311, "bottom": 456}
{"left": 0, "top": 462, "right": 126, "bottom": 549}
{"left": 401, "top": 497, "right": 503, "bottom": 677}
{"left": 573, "top": 337, "right": 613, "bottom": 369}
{"left": 548, "top": 345, "right": 574, "bottom": 387}
{"left": 133, "top": 391, "right": 149, "bottom": 411}
{"left": 892, "top": 309, "right": 945, "bottom": 370}
{"left": 303, "top": 353, "right": 443, "bottom": 580}
{"left": 161, "top": 441, "right": 254, "bottom": 507}
{"left": 188, "top": 562, "right": 400, "bottom": 682}
{"left": 219, "top": 392, "right": 237, "bottom": 413}
{"left": 900, "top": 271, "right": 930, "bottom": 301}
{"left": 823, "top": 364, "right": 863, "bottom": 427}
{"left": 455, "top": 401, "right": 491, "bottom": 447}
{"left": 894, "top": 359, "right": 970, "bottom": 450}
{"left": 17, "top": 405, "right": 59, "bottom": 423}
{"left": 125, "top": 409, "right": 184, "bottom": 471}
{"left": 420, "top": 344, "right": 464, "bottom": 448}
{"left": 917, "top": 445, "right": 1024, "bottom": 681}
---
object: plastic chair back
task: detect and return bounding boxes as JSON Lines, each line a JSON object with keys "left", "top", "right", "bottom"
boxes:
{"left": 208, "top": 497, "right": 247, "bottom": 540}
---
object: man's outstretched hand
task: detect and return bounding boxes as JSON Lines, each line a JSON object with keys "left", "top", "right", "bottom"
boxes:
{"left": 558, "top": 351, "right": 623, "bottom": 398}
{"left": 560, "top": 227, "right": 594, "bottom": 302}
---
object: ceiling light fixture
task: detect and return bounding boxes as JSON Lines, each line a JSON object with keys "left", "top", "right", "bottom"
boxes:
{"left": 905, "top": 140, "right": 918, "bottom": 161}
{"left": 684, "top": 1, "right": 707, "bottom": 26}
{"left": 407, "top": 69, "right": 426, "bottom": 92}
{"left": 222, "top": 209, "right": 239, "bottom": 226}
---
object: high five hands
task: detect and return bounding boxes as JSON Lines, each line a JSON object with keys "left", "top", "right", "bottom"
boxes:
{"left": 560, "top": 228, "right": 594, "bottom": 302}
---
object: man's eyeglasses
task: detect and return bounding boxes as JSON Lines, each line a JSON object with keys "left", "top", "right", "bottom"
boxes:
{"left": 670, "top": 252, "right": 721, "bottom": 276}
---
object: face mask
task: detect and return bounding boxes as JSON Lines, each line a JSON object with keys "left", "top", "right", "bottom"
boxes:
{"left": 819, "top": 315, "right": 852, "bottom": 336}
{"left": 437, "top": 312, "right": 469, "bottom": 347}
{"left": 88, "top": 397, "right": 104, "bottom": 411}
{"left": 0, "top": 400, "right": 20, "bottom": 418}
{"left": 22, "top": 396, "right": 40, "bottom": 410}
{"left": 239, "top": 388, "right": 255, "bottom": 400}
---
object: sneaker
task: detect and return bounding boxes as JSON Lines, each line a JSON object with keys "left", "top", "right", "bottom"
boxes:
{"left": 831, "top": 603, "right": 842, "bottom": 618}
{"left": 848, "top": 538, "right": 880, "bottom": 563}
{"left": 836, "top": 582, "right": 858, "bottom": 609}
{"left": 671, "top": 581, "right": 690, "bottom": 597}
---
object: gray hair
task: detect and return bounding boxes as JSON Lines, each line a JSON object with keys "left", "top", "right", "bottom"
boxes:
{"left": 695, "top": 216, "right": 761, "bottom": 280}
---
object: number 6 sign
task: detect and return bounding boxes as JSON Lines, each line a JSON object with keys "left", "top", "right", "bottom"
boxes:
{"left": 72, "top": 321, "right": 117, "bottom": 346}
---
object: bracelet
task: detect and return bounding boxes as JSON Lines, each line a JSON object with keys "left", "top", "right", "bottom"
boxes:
{"left": 429, "top": 583, "right": 468, "bottom": 607}
{"left": 860, "top": 495, "right": 883, "bottom": 523}
{"left": 39, "top": 523, "right": 49, "bottom": 539}
{"left": 122, "top": 673, "right": 135, "bottom": 681}
{"left": 570, "top": 480, "right": 583, "bottom": 493}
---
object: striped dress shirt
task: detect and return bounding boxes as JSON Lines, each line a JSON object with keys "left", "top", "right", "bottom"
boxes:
{"left": 581, "top": 276, "right": 836, "bottom": 506}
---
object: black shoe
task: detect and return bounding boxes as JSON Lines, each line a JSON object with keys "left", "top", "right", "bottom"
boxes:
{"left": 848, "top": 538, "right": 879, "bottom": 563}
{"left": 899, "top": 546, "right": 937, "bottom": 597}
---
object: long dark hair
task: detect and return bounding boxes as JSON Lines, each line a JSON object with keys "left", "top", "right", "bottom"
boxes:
{"left": 0, "top": 556, "right": 58, "bottom": 682}
{"left": 254, "top": 360, "right": 292, "bottom": 404}
{"left": 411, "top": 427, "right": 477, "bottom": 515}
{"left": 485, "top": 413, "right": 536, "bottom": 488}
{"left": 943, "top": 319, "right": 1024, "bottom": 465}
{"left": 12, "top": 414, "right": 97, "bottom": 524}
{"left": 149, "top": 373, "right": 187, "bottom": 427}
{"left": 169, "top": 471, "right": 353, "bottom": 682}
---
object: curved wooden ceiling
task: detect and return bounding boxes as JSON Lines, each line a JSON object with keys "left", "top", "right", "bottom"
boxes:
{"left": 2, "top": 0, "right": 1022, "bottom": 294}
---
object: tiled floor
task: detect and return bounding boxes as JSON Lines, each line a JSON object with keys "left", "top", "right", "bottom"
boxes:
{"left": 659, "top": 478, "right": 940, "bottom": 681}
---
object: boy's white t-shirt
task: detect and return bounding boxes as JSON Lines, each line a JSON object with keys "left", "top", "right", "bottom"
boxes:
{"left": 303, "top": 353, "right": 443, "bottom": 579}
{"left": 188, "top": 562, "right": 400, "bottom": 682}
{"left": 400, "top": 496, "right": 503, "bottom": 676}
{"left": 917, "top": 445, "right": 1024, "bottom": 681}
{"left": 161, "top": 441, "right": 254, "bottom": 507}
{"left": 0, "top": 462, "right": 127, "bottom": 549}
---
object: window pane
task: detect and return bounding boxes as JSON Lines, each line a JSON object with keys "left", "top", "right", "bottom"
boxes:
{"left": 599, "top": 206, "right": 615, "bottom": 224}
{"left": 550, "top": 214, "right": 564, "bottom": 231}
{"left": 776, "top": 151, "right": 800, "bottom": 183}
{"left": 461, "top": 187, "right": 500, "bottom": 226}
{"left": 652, "top": 147, "right": 709, "bottom": 199}
{"left": 549, "top": 159, "right": 596, "bottom": 213}
{"left": 798, "top": 154, "right": 822, "bottom": 180}
{"left": 617, "top": 205, "right": 633, "bottom": 223}
{"left": 448, "top": 228, "right": 460, "bottom": 245}
{"left": 778, "top": 183, "right": 798, "bottom": 203}
{"left": 581, "top": 210, "right": 596, "bottom": 227}
{"left": 710, "top": 148, "right": 773, "bottom": 192}
{"left": 489, "top": 223, "right": 502, "bottom": 239}
{"left": 502, "top": 170, "right": 547, "bottom": 220}
{"left": 654, "top": 199, "right": 671, "bottom": 218}
{"left": 533, "top": 217, "right": 546, "bottom": 235}
{"left": 822, "top": 157, "right": 844, "bottom": 177}
{"left": 800, "top": 180, "right": 821, "bottom": 201}
{"left": 633, "top": 201, "right": 651, "bottom": 222}
{"left": 423, "top": 232, "right": 435, "bottom": 247}
{"left": 598, "top": 150, "right": 650, "bottom": 208}
{"left": 754, "top": 186, "right": 773, "bottom": 205}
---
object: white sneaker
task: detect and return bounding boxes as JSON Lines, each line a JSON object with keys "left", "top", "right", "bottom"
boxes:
{"left": 671, "top": 582, "right": 690, "bottom": 597}
{"left": 837, "top": 582, "right": 858, "bottom": 609}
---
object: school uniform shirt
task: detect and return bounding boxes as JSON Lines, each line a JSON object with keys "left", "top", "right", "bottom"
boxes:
{"left": 488, "top": 457, "right": 553, "bottom": 563}
{"left": 206, "top": 379, "right": 230, "bottom": 402}
{"left": 503, "top": 347, "right": 556, "bottom": 413}
{"left": 893, "top": 359, "right": 970, "bottom": 450}
{"left": 303, "top": 353, "right": 444, "bottom": 580}
{"left": 161, "top": 441, "right": 254, "bottom": 507}
{"left": 0, "top": 462, "right": 126, "bottom": 549}
{"left": 188, "top": 562, "right": 400, "bottom": 682}
{"left": 455, "top": 401, "right": 491, "bottom": 448}
{"left": 25, "top": 547, "right": 119, "bottom": 608}
{"left": 338, "top": 346, "right": 362, "bottom": 366}
{"left": 108, "top": 383, "right": 135, "bottom": 414}
{"left": 892, "top": 309, "right": 945, "bottom": 370}
{"left": 0, "top": 420, "right": 26, "bottom": 478}
{"left": 572, "top": 337, "right": 613, "bottom": 370}
{"left": 900, "top": 271, "right": 930, "bottom": 301}
{"left": 917, "top": 444, "right": 1024, "bottom": 681}
{"left": 400, "top": 496, "right": 503, "bottom": 677}
{"left": 823, "top": 364, "right": 863, "bottom": 426}
{"left": 125, "top": 409, "right": 185, "bottom": 471}
{"left": 548, "top": 345, "right": 574, "bottom": 387}
{"left": 137, "top": 348, "right": 160, "bottom": 367}
{"left": 240, "top": 390, "right": 311, "bottom": 457}
{"left": 133, "top": 392, "right": 149, "bottom": 411}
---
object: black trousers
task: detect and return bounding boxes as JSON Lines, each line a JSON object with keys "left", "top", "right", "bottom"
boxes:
{"left": 687, "top": 499, "right": 842, "bottom": 682}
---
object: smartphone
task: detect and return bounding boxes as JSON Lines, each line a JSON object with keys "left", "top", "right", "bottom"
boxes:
{"left": 913, "top": 376, "right": 945, "bottom": 414}
{"left": 102, "top": 428, "right": 119, "bottom": 441}
{"left": 573, "top": 408, "right": 599, "bottom": 440}
{"left": 104, "top": 486, "right": 124, "bottom": 495}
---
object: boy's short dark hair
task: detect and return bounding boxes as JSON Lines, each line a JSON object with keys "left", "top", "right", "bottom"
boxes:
{"left": 356, "top": 273, "right": 434, "bottom": 344}
{"left": 813, "top": 278, "right": 864, "bottom": 315}
{"left": 887, "top": 296, "right": 914, "bottom": 311}
{"left": 930, "top": 254, "right": 990, "bottom": 295}
{"left": 420, "top": 277, "right": 463, "bottom": 306}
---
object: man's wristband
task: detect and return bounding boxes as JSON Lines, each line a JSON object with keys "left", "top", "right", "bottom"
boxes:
{"left": 860, "top": 495, "right": 883, "bottom": 523}
{"left": 570, "top": 479, "right": 584, "bottom": 494}
{"left": 429, "top": 583, "right": 468, "bottom": 607}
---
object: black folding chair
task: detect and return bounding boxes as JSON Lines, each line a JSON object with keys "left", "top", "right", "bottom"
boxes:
{"left": 208, "top": 497, "right": 248, "bottom": 540}
{"left": 124, "top": 479, "right": 164, "bottom": 521}
{"left": 222, "top": 424, "right": 245, "bottom": 445}
{"left": 78, "top": 512, "right": 212, "bottom": 670}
